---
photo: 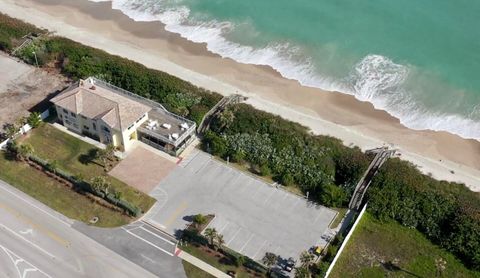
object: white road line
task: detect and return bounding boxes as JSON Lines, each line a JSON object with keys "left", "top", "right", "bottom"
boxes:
{"left": 252, "top": 240, "right": 268, "bottom": 260}
{"left": 0, "top": 182, "right": 70, "bottom": 226}
{"left": 0, "top": 224, "right": 55, "bottom": 259}
{"left": 226, "top": 228, "right": 242, "bottom": 245}
{"left": 138, "top": 226, "right": 175, "bottom": 246}
{"left": 0, "top": 244, "right": 52, "bottom": 278}
{"left": 239, "top": 234, "right": 254, "bottom": 253}
{"left": 121, "top": 228, "right": 173, "bottom": 257}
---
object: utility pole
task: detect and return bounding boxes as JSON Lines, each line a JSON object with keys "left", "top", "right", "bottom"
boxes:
{"left": 32, "top": 51, "right": 39, "bottom": 67}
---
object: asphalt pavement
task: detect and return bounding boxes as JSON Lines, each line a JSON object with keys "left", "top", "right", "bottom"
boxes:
{"left": 0, "top": 179, "right": 183, "bottom": 278}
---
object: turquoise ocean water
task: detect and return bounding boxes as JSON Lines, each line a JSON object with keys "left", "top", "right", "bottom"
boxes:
{"left": 95, "top": 0, "right": 480, "bottom": 139}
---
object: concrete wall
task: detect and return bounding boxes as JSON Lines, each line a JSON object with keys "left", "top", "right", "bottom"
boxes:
{"left": 120, "top": 112, "right": 148, "bottom": 152}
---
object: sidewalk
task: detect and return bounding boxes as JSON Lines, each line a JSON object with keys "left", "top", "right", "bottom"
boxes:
{"left": 176, "top": 248, "right": 230, "bottom": 278}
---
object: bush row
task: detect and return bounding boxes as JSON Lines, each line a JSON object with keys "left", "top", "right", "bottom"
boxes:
{"left": 28, "top": 154, "right": 141, "bottom": 216}
{"left": 367, "top": 158, "right": 480, "bottom": 270}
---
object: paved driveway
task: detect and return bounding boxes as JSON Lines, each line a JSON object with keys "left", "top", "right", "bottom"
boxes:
{"left": 145, "top": 151, "right": 337, "bottom": 261}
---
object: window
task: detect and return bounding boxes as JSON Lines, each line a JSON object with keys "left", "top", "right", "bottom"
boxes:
{"left": 92, "top": 122, "right": 97, "bottom": 130}
{"left": 103, "top": 126, "right": 110, "bottom": 133}
{"left": 83, "top": 125, "right": 89, "bottom": 130}
{"left": 70, "top": 112, "right": 77, "bottom": 118}
{"left": 81, "top": 115, "right": 87, "bottom": 119}
{"left": 63, "top": 109, "right": 68, "bottom": 114}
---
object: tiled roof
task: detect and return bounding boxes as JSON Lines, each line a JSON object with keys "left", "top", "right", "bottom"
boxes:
{"left": 51, "top": 79, "right": 151, "bottom": 131}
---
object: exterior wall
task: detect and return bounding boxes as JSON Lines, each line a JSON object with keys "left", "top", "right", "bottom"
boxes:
{"left": 55, "top": 107, "right": 149, "bottom": 153}
{"left": 120, "top": 112, "right": 149, "bottom": 152}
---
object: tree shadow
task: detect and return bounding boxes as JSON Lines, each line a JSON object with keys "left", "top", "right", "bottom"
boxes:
{"left": 78, "top": 148, "right": 101, "bottom": 166}
{"left": 380, "top": 261, "right": 424, "bottom": 278}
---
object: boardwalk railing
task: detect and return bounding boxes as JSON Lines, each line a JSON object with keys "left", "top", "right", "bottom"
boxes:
{"left": 348, "top": 147, "right": 395, "bottom": 210}
{"left": 197, "top": 94, "right": 244, "bottom": 134}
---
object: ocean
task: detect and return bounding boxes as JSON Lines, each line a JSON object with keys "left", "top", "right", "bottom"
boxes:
{"left": 93, "top": 0, "right": 480, "bottom": 140}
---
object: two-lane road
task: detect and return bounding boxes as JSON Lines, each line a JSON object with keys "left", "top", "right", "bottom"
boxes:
{"left": 0, "top": 180, "right": 157, "bottom": 278}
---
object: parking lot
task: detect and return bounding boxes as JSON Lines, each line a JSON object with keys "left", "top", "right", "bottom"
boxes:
{"left": 145, "top": 151, "right": 337, "bottom": 261}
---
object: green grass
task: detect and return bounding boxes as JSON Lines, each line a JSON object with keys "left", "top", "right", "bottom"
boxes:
{"left": 330, "top": 208, "right": 348, "bottom": 229}
{"left": 330, "top": 213, "right": 480, "bottom": 278}
{"left": 180, "top": 243, "right": 266, "bottom": 278}
{"left": 20, "top": 124, "right": 155, "bottom": 213}
{"left": 182, "top": 261, "right": 215, "bottom": 278}
{"left": 0, "top": 152, "right": 130, "bottom": 227}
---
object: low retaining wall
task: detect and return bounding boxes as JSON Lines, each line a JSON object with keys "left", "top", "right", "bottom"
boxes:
{"left": 325, "top": 203, "right": 368, "bottom": 278}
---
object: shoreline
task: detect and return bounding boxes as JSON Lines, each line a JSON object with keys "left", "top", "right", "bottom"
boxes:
{"left": 2, "top": 0, "right": 480, "bottom": 191}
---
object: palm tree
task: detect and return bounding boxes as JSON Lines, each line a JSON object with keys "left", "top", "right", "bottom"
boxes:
{"left": 17, "top": 143, "right": 34, "bottom": 161}
{"left": 215, "top": 233, "right": 225, "bottom": 251}
{"left": 204, "top": 228, "right": 217, "bottom": 247}
{"left": 262, "top": 252, "right": 278, "bottom": 276}
{"left": 26, "top": 112, "right": 42, "bottom": 128}
{"left": 294, "top": 265, "right": 310, "bottom": 278}
{"left": 105, "top": 144, "right": 116, "bottom": 161}
{"left": 218, "top": 109, "right": 235, "bottom": 129}
{"left": 299, "top": 251, "right": 315, "bottom": 267}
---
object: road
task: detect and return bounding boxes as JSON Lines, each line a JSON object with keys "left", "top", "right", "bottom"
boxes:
{"left": 0, "top": 180, "right": 158, "bottom": 278}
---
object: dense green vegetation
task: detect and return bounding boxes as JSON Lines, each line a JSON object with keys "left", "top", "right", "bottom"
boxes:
{"left": 203, "top": 104, "right": 371, "bottom": 207}
{"left": 16, "top": 36, "right": 221, "bottom": 124}
{"left": 367, "top": 158, "right": 480, "bottom": 271}
{"left": 0, "top": 12, "right": 42, "bottom": 51}
{"left": 330, "top": 213, "right": 480, "bottom": 278}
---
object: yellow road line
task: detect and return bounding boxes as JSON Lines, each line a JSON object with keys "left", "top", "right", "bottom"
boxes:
{"left": 0, "top": 202, "right": 70, "bottom": 247}
{"left": 164, "top": 202, "right": 188, "bottom": 229}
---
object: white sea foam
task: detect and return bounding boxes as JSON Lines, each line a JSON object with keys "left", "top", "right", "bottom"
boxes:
{"left": 89, "top": 0, "right": 480, "bottom": 140}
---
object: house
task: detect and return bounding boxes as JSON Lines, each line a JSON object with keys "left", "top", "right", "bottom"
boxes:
{"left": 51, "top": 77, "right": 196, "bottom": 155}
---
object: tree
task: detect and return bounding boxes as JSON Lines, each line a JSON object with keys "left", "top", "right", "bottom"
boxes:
{"left": 3, "top": 123, "right": 18, "bottom": 139}
{"left": 299, "top": 251, "right": 315, "bottom": 268}
{"left": 192, "top": 214, "right": 207, "bottom": 230}
{"left": 17, "top": 143, "right": 34, "bottom": 161}
{"left": 105, "top": 144, "right": 116, "bottom": 161}
{"left": 204, "top": 228, "right": 217, "bottom": 247}
{"left": 47, "top": 160, "right": 59, "bottom": 174}
{"left": 90, "top": 176, "right": 110, "bottom": 194}
{"left": 214, "top": 233, "right": 225, "bottom": 251}
{"left": 218, "top": 109, "right": 235, "bottom": 129}
{"left": 319, "top": 183, "right": 347, "bottom": 207}
{"left": 26, "top": 112, "right": 42, "bottom": 128}
{"left": 294, "top": 265, "right": 310, "bottom": 278}
{"left": 262, "top": 252, "right": 278, "bottom": 276}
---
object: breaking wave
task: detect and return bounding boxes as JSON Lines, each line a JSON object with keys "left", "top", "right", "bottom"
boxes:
{"left": 90, "top": 0, "right": 480, "bottom": 140}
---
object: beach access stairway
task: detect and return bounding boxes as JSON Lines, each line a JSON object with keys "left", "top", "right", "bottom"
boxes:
{"left": 197, "top": 94, "right": 245, "bottom": 135}
{"left": 348, "top": 147, "right": 396, "bottom": 211}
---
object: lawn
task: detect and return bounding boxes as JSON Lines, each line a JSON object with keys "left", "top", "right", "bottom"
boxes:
{"left": 0, "top": 152, "right": 130, "bottom": 227}
{"left": 20, "top": 124, "right": 155, "bottom": 213}
{"left": 180, "top": 243, "right": 267, "bottom": 278}
{"left": 182, "top": 261, "right": 215, "bottom": 278}
{"left": 330, "top": 212, "right": 480, "bottom": 278}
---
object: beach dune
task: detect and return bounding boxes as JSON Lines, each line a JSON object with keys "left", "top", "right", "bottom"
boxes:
{"left": 2, "top": 0, "right": 480, "bottom": 191}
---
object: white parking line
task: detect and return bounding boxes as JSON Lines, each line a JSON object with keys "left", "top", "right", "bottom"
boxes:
{"left": 121, "top": 228, "right": 173, "bottom": 257}
{"left": 263, "top": 190, "right": 276, "bottom": 205}
{"left": 217, "top": 221, "right": 230, "bottom": 234}
{"left": 0, "top": 224, "right": 55, "bottom": 259}
{"left": 226, "top": 228, "right": 242, "bottom": 245}
{"left": 239, "top": 234, "right": 254, "bottom": 253}
{"left": 252, "top": 240, "right": 268, "bottom": 260}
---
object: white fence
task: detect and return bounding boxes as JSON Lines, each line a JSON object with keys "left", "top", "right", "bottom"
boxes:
{"left": 325, "top": 203, "right": 368, "bottom": 278}
{"left": 0, "top": 109, "right": 50, "bottom": 150}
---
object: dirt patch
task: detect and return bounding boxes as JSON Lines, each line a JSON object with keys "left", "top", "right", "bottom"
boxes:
{"left": 0, "top": 53, "right": 67, "bottom": 130}
{"left": 109, "top": 144, "right": 176, "bottom": 193}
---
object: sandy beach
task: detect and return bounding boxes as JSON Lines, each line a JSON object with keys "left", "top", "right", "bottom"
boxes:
{"left": 1, "top": 0, "right": 480, "bottom": 191}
